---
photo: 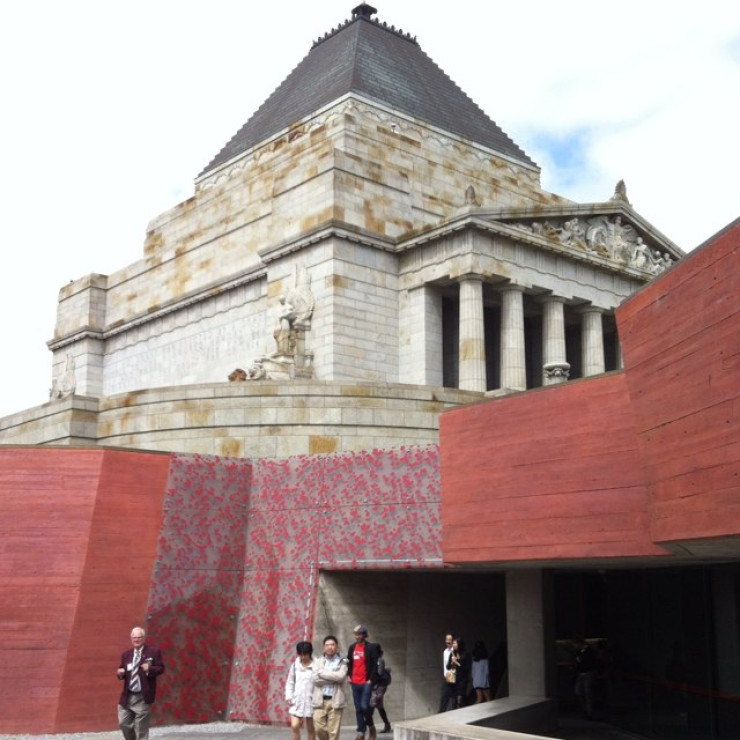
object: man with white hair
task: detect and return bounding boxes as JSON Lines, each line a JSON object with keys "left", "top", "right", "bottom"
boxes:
{"left": 116, "top": 626, "right": 165, "bottom": 740}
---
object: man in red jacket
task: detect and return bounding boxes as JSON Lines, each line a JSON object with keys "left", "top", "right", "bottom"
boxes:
{"left": 116, "top": 626, "right": 165, "bottom": 740}
{"left": 347, "top": 625, "right": 381, "bottom": 740}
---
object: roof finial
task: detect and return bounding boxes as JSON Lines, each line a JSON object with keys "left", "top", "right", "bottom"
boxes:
{"left": 610, "top": 179, "right": 631, "bottom": 206}
{"left": 352, "top": 3, "right": 378, "bottom": 20}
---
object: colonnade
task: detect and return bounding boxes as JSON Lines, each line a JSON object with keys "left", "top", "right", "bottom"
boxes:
{"left": 456, "top": 277, "right": 609, "bottom": 393}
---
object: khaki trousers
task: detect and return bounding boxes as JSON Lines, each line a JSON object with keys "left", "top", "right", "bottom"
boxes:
{"left": 314, "top": 698, "right": 344, "bottom": 740}
{"left": 118, "top": 692, "right": 152, "bottom": 740}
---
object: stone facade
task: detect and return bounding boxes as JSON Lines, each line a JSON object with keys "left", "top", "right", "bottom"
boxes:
{"left": 41, "top": 99, "right": 680, "bottom": 416}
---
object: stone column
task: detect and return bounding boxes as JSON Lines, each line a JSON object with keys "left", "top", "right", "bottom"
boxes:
{"left": 500, "top": 285, "right": 526, "bottom": 391}
{"left": 506, "top": 569, "right": 546, "bottom": 697}
{"left": 458, "top": 277, "right": 486, "bottom": 392}
{"left": 615, "top": 331, "right": 624, "bottom": 370}
{"left": 541, "top": 296, "right": 570, "bottom": 385}
{"left": 581, "top": 306, "right": 605, "bottom": 377}
{"left": 400, "top": 285, "right": 443, "bottom": 386}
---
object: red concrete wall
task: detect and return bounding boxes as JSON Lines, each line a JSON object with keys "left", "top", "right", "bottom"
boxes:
{"left": 0, "top": 447, "right": 171, "bottom": 734}
{"left": 440, "top": 374, "right": 667, "bottom": 564}
{"left": 618, "top": 218, "right": 740, "bottom": 545}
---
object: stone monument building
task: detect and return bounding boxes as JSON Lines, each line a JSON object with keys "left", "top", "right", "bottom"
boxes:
{"left": 2, "top": 2, "right": 680, "bottom": 452}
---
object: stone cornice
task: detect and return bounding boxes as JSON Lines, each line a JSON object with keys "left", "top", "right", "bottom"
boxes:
{"left": 48, "top": 263, "right": 268, "bottom": 352}
{"left": 258, "top": 220, "right": 398, "bottom": 263}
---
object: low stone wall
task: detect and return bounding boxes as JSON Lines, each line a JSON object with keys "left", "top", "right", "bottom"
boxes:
{"left": 397, "top": 697, "right": 557, "bottom": 740}
{"left": 0, "top": 381, "right": 482, "bottom": 456}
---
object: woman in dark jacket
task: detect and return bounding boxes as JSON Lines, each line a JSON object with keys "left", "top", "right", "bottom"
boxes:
{"left": 448, "top": 638, "right": 470, "bottom": 708}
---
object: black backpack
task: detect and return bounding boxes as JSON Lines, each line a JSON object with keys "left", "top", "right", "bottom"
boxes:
{"left": 380, "top": 665, "right": 392, "bottom": 686}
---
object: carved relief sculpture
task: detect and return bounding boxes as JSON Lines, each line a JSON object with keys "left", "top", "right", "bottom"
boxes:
{"left": 511, "top": 215, "right": 675, "bottom": 274}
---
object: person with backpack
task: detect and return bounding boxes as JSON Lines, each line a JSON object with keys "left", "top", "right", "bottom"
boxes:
{"left": 370, "top": 644, "right": 392, "bottom": 733}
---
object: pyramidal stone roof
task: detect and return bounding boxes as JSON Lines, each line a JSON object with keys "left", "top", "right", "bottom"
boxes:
{"left": 200, "top": 3, "right": 534, "bottom": 176}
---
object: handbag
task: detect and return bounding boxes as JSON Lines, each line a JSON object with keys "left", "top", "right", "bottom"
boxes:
{"left": 445, "top": 669, "right": 456, "bottom": 683}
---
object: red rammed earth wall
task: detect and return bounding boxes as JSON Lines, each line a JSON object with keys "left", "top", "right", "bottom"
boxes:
{"left": 618, "top": 219, "right": 740, "bottom": 545}
{"left": 439, "top": 373, "right": 667, "bottom": 564}
{"left": 0, "top": 447, "right": 171, "bottom": 734}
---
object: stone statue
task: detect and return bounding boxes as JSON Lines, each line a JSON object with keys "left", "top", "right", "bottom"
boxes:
{"left": 246, "top": 360, "right": 267, "bottom": 380}
{"left": 273, "top": 294, "right": 298, "bottom": 356}
{"left": 242, "top": 266, "right": 316, "bottom": 381}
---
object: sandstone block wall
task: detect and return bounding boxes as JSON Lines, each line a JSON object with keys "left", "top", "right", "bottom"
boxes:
{"left": 0, "top": 382, "right": 482, "bottom": 457}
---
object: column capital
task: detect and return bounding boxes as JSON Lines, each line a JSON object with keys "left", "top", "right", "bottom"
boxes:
{"left": 499, "top": 283, "right": 526, "bottom": 294}
{"left": 536, "top": 293, "right": 567, "bottom": 306}
{"left": 455, "top": 273, "right": 486, "bottom": 284}
{"left": 543, "top": 361, "right": 571, "bottom": 385}
{"left": 577, "top": 304, "right": 607, "bottom": 315}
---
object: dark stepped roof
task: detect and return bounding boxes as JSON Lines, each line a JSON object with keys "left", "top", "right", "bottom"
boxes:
{"left": 200, "top": 4, "right": 534, "bottom": 176}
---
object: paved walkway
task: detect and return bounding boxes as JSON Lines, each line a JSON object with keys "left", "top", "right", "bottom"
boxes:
{"left": 2, "top": 716, "right": 641, "bottom": 740}
{"left": 2, "top": 723, "right": 362, "bottom": 740}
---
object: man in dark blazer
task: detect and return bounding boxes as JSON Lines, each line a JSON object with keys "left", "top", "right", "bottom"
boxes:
{"left": 116, "top": 626, "right": 165, "bottom": 740}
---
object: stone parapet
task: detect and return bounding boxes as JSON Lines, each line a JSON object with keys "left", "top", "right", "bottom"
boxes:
{"left": 0, "top": 381, "right": 482, "bottom": 456}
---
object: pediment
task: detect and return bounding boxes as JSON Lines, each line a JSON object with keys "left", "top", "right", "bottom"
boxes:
{"left": 478, "top": 202, "right": 684, "bottom": 277}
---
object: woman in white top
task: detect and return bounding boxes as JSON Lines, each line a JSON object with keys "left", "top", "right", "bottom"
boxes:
{"left": 285, "top": 641, "right": 316, "bottom": 740}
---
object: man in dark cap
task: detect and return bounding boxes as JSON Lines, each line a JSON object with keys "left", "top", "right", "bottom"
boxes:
{"left": 347, "top": 625, "right": 381, "bottom": 740}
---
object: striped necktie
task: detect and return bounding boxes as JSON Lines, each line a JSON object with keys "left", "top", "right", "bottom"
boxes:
{"left": 130, "top": 649, "right": 142, "bottom": 693}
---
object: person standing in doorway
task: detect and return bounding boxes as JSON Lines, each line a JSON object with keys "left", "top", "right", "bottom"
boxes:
{"left": 471, "top": 641, "right": 491, "bottom": 703}
{"left": 313, "top": 635, "right": 349, "bottom": 740}
{"left": 572, "top": 636, "right": 597, "bottom": 720}
{"left": 347, "top": 625, "right": 381, "bottom": 740}
{"left": 116, "top": 626, "right": 165, "bottom": 740}
{"left": 438, "top": 633, "right": 457, "bottom": 712}
{"left": 451, "top": 638, "right": 470, "bottom": 708}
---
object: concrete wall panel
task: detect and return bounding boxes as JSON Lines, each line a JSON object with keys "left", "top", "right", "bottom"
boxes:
{"left": 618, "top": 219, "right": 740, "bottom": 545}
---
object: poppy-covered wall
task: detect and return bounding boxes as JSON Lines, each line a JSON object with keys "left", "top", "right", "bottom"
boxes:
{"left": 0, "top": 444, "right": 442, "bottom": 733}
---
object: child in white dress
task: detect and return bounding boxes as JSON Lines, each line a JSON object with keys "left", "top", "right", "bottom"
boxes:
{"left": 285, "top": 641, "right": 316, "bottom": 740}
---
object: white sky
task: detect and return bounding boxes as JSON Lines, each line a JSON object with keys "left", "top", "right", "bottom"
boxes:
{"left": 1, "top": 0, "right": 738, "bottom": 419}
